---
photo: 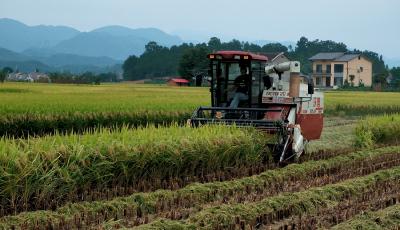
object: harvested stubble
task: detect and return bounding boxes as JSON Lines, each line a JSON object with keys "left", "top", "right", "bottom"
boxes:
{"left": 2, "top": 146, "right": 400, "bottom": 229}
{"left": 332, "top": 202, "right": 400, "bottom": 229}
{"left": 136, "top": 165, "right": 400, "bottom": 229}
{"left": 273, "top": 188, "right": 400, "bottom": 229}
{"left": 0, "top": 123, "right": 268, "bottom": 212}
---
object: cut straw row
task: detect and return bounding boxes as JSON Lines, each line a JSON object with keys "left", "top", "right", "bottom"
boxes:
{"left": 1, "top": 145, "right": 400, "bottom": 229}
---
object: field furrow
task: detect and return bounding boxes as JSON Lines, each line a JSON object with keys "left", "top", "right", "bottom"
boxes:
{"left": 1, "top": 145, "right": 400, "bottom": 229}
{"left": 132, "top": 165, "right": 400, "bottom": 229}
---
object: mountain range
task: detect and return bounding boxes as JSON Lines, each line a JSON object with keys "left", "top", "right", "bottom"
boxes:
{"left": 0, "top": 18, "right": 398, "bottom": 74}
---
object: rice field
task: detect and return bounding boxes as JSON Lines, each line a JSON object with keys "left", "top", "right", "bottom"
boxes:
{"left": 1, "top": 82, "right": 400, "bottom": 229}
{"left": 2, "top": 83, "right": 400, "bottom": 137}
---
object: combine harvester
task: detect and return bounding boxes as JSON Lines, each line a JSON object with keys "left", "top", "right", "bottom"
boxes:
{"left": 189, "top": 51, "right": 324, "bottom": 163}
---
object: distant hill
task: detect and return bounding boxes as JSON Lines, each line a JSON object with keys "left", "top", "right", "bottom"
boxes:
{"left": 52, "top": 32, "right": 148, "bottom": 60}
{"left": 383, "top": 56, "right": 400, "bottom": 69}
{"left": 0, "top": 47, "right": 122, "bottom": 73}
{"left": 0, "top": 59, "right": 53, "bottom": 73}
{"left": 91, "top": 26, "right": 183, "bottom": 47}
{"left": 0, "top": 47, "right": 32, "bottom": 62}
{"left": 169, "top": 28, "right": 258, "bottom": 44}
{"left": 0, "top": 18, "right": 80, "bottom": 52}
{"left": 0, "top": 19, "right": 185, "bottom": 62}
{"left": 169, "top": 29, "right": 297, "bottom": 49}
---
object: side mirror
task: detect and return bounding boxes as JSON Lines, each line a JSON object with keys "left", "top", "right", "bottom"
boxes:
{"left": 308, "top": 80, "right": 314, "bottom": 94}
{"left": 263, "top": 75, "right": 273, "bottom": 89}
{"left": 195, "top": 73, "right": 203, "bottom": 86}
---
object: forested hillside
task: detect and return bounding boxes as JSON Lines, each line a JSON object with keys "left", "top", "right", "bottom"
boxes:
{"left": 123, "top": 36, "right": 389, "bottom": 82}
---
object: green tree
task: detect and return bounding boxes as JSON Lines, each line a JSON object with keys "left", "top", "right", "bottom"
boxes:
{"left": 144, "top": 41, "right": 163, "bottom": 54}
{"left": 223, "top": 39, "right": 243, "bottom": 51}
{"left": 122, "top": 55, "right": 139, "bottom": 80}
{"left": 261, "top": 43, "right": 288, "bottom": 53}
{"left": 177, "top": 47, "right": 208, "bottom": 80}
{"left": 243, "top": 42, "right": 261, "bottom": 53}
{"left": 349, "top": 75, "right": 355, "bottom": 87}
{"left": 342, "top": 79, "right": 350, "bottom": 88}
{"left": 0, "top": 71, "right": 7, "bottom": 83}
{"left": 393, "top": 79, "right": 400, "bottom": 88}
{"left": 100, "top": 72, "right": 119, "bottom": 82}
{"left": 373, "top": 69, "right": 389, "bottom": 85}
{"left": 390, "top": 67, "right": 400, "bottom": 79}
{"left": 208, "top": 37, "right": 222, "bottom": 52}
{"left": 2, "top": 67, "right": 13, "bottom": 73}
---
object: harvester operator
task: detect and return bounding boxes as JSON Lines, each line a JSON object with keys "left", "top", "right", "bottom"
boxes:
{"left": 224, "top": 67, "right": 250, "bottom": 108}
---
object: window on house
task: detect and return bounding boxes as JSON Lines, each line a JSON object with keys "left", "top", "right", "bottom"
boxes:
{"left": 316, "top": 64, "right": 322, "bottom": 73}
{"left": 358, "top": 56, "right": 361, "bottom": 60}
{"left": 326, "top": 65, "right": 331, "bottom": 73}
{"left": 334, "top": 64, "right": 344, "bottom": 73}
{"left": 316, "top": 77, "right": 322, "bottom": 86}
{"left": 360, "top": 67, "right": 363, "bottom": 72}
{"left": 334, "top": 77, "right": 343, "bottom": 86}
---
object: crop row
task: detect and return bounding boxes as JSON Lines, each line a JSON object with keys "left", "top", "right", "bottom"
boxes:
{"left": 0, "top": 143, "right": 355, "bottom": 216}
{"left": 1, "top": 146, "right": 399, "bottom": 229}
{"left": 3, "top": 105, "right": 400, "bottom": 139}
{"left": 0, "top": 83, "right": 209, "bottom": 114}
{"left": 252, "top": 184, "right": 400, "bottom": 230}
{"left": 135, "top": 165, "right": 400, "bottom": 229}
{"left": 2, "top": 84, "right": 400, "bottom": 137}
{"left": 332, "top": 202, "right": 400, "bottom": 229}
{"left": 0, "top": 110, "right": 192, "bottom": 137}
{"left": 0, "top": 83, "right": 208, "bottom": 137}
{"left": 355, "top": 113, "right": 400, "bottom": 148}
{"left": 0, "top": 124, "right": 268, "bottom": 209}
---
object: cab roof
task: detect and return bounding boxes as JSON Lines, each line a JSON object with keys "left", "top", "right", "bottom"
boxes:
{"left": 207, "top": 51, "right": 269, "bottom": 61}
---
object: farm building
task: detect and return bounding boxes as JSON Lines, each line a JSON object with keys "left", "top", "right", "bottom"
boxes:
{"left": 259, "top": 52, "right": 293, "bottom": 84}
{"left": 167, "top": 78, "right": 189, "bottom": 87}
{"left": 308, "top": 52, "right": 373, "bottom": 87}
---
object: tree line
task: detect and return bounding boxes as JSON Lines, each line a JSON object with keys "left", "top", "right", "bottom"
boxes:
{"left": 123, "top": 36, "right": 392, "bottom": 84}
{"left": 47, "top": 72, "right": 121, "bottom": 84}
{"left": 0, "top": 67, "right": 121, "bottom": 85}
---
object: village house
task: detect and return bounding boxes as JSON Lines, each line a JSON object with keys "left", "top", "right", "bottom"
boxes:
{"left": 167, "top": 78, "right": 189, "bottom": 87}
{"left": 7, "top": 72, "right": 49, "bottom": 82}
{"left": 260, "top": 52, "right": 292, "bottom": 66}
{"left": 8, "top": 72, "right": 29, "bottom": 81}
{"left": 308, "top": 52, "right": 373, "bottom": 87}
{"left": 28, "top": 72, "right": 49, "bottom": 82}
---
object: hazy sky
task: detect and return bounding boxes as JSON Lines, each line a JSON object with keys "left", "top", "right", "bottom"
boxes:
{"left": 1, "top": 0, "right": 399, "bottom": 58}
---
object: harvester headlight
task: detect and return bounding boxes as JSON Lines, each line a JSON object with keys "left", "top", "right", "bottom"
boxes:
{"left": 234, "top": 55, "right": 240, "bottom": 59}
{"left": 209, "top": 55, "right": 215, "bottom": 59}
{"left": 243, "top": 56, "right": 249, "bottom": 59}
{"left": 216, "top": 55, "right": 222, "bottom": 59}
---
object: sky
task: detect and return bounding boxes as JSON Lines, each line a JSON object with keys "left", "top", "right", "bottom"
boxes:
{"left": 1, "top": 0, "right": 400, "bottom": 58}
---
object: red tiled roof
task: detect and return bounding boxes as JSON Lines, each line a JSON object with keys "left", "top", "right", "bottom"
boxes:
{"left": 170, "top": 79, "right": 189, "bottom": 83}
